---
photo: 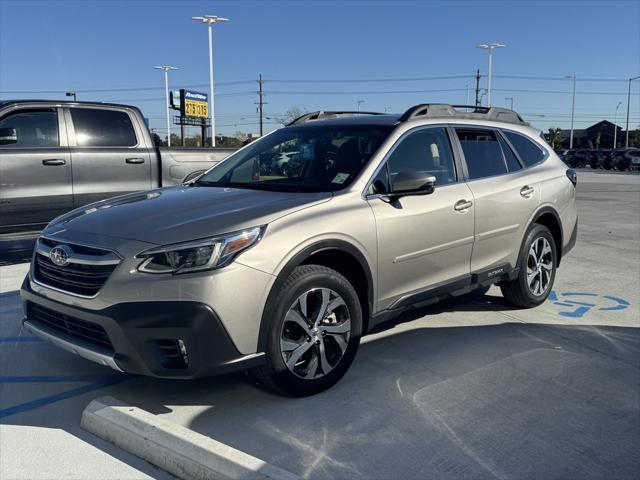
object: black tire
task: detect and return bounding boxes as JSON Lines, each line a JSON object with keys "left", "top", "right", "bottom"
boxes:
{"left": 500, "top": 224, "right": 557, "bottom": 308}
{"left": 251, "top": 264, "right": 362, "bottom": 397}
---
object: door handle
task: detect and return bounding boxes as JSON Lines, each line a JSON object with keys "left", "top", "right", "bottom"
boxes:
{"left": 520, "top": 185, "right": 535, "bottom": 198}
{"left": 42, "top": 159, "right": 66, "bottom": 166}
{"left": 454, "top": 199, "right": 473, "bottom": 212}
{"left": 125, "top": 157, "right": 145, "bottom": 164}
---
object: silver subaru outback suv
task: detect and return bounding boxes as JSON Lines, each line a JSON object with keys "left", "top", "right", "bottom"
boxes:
{"left": 21, "top": 104, "right": 578, "bottom": 396}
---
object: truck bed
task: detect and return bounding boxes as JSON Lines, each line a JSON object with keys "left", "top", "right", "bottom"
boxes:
{"left": 157, "top": 147, "right": 236, "bottom": 186}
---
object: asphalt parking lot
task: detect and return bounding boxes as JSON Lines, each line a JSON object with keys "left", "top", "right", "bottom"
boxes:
{"left": 1, "top": 169, "right": 639, "bottom": 480}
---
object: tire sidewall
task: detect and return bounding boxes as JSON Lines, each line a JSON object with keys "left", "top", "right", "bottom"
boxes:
{"left": 265, "top": 266, "right": 362, "bottom": 396}
{"left": 516, "top": 224, "right": 557, "bottom": 304}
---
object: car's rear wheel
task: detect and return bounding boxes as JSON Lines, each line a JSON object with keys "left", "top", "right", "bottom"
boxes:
{"left": 252, "top": 265, "right": 362, "bottom": 396}
{"left": 500, "top": 224, "right": 557, "bottom": 308}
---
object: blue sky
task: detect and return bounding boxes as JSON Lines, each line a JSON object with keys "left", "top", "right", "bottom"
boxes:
{"left": 1, "top": 0, "right": 639, "bottom": 137}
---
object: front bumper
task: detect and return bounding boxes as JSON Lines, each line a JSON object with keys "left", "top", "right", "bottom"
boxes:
{"left": 21, "top": 278, "right": 265, "bottom": 378}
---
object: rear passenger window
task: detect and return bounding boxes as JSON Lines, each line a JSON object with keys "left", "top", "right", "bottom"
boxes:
{"left": 70, "top": 108, "right": 137, "bottom": 147}
{"left": 455, "top": 129, "right": 507, "bottom": 179}
{"left": 498, "top": 134, "right": 522, "bottom": 172}
{"left": 503, "top": 131, "right": 546, "bottom": 167}
{"left": 385, "top": 127, "right": 457, "bottom": 187}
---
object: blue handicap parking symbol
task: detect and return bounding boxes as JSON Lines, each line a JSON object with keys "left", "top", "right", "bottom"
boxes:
{"left": 549, "top": 291, "right": 630, "bottom": 318}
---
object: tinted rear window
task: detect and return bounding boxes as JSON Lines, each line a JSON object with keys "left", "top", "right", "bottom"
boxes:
{"left": 456, "top": 129, "right": 508, "bottom": 179}
{"left": 70, "top": 108, "right": 137, "bottom": 147}
{"left": 498, "top": 134, "right": 522, "bottom": 172}
{"left": 503, "top": 131, "right": 546, "bottom": 167}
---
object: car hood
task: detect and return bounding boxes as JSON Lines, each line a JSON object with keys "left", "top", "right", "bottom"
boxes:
{"left": 45, "top": 185, "right": 331, "bottom": 245}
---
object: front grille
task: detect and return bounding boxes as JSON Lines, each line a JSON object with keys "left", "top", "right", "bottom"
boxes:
{"left": 33, "top": 239, "right": 119, "bottom": 297}
{"left": 27, "top": 303, "right": 113, "bottom": 350}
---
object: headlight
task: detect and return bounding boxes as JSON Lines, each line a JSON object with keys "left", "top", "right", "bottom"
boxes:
{"left": 137, "top": 226, "right": 265, "bottom": 274}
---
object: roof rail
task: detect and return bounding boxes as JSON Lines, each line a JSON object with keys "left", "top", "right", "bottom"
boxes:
{"left": 398, "top": 103, "right": 527, "bottom": 126}
{"left": 287, "top": 110, "right": 384, "bottom": 126}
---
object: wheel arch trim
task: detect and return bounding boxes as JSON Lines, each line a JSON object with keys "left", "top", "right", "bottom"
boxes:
{"left": 522, "top": 205, "right": 564, "bottom": 266}
{"left": 256, "top": 239, "right": 374, "bottom": 352}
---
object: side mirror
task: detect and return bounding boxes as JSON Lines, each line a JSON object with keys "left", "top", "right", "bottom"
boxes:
{"left": 0, "top": 127, "right": 17, "bottom": 146}
{"left": 390, "top": 171, "right": 436, "bottom": 197}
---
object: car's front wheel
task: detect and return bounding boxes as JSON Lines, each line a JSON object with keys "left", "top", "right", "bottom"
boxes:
{"left": 500, "top": 224, "right": 557, "bottom": 308}
{"left": 252, "top": 265, "right": 362, "bottom": 396}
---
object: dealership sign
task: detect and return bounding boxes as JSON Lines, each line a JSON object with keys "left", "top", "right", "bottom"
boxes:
{"left": 182, "top": 90, "right": 209, "bottom": 118}
{"left": 170, "top": 89, "right": 209, "bottom": 119}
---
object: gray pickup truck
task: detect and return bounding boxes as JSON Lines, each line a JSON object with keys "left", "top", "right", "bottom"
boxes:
{"left": 0, "top": 100, "right": 235, "bottom": 234}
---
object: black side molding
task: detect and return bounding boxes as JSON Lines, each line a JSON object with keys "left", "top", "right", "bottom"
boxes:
{"left": 385, "top": 263, "right": 517, "bottom": 312}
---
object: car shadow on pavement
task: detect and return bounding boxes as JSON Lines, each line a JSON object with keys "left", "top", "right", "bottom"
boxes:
{"left": 109, "top": 321, "right": 640, "bottom": 479}
{"left": 2, "top": 291, "right": 639, "bottom": 479}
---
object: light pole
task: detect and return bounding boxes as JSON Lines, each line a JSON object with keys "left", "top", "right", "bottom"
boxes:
{"left": 154, "top": 66, "right": 178, "bottom": 147}
{"left": 625, "top": 75, "right": 640, "bottom": 149}
{"left": 505, "top": 97, "right": 514, "bottom": 110}
{"left": 565, "top": 74, "right": 577, "bottom": 149}
{"left": 613, "top": 101, "right": 622, "bottom": 149}
{"left": 356, "top": 100, "right": 365, "bottom": 112}
{"left": 65, "top": 91, "right": 76, "bottom": 101}
{"left": 476, "top": 43, "right": 505, "bottom": 106}
{"left": 192, "top": 15, "right": 229, "bottom": 147}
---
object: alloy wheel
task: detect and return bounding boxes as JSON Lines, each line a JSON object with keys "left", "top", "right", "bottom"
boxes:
{"left": 527, "top": 237, "right": 553, "bottom": 296}
{"left": 280, "top": 288, "right": 351, "bottom": 379}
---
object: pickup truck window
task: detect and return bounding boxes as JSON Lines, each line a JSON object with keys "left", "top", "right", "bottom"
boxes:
{"left": 197, "top": 124, "right": 392, "bottom": 193}
{"left": 0, "top": 109, "right": 59, "bottom": 148}
{"left": 70, "top": 108, "right": 137, "bottom": 147}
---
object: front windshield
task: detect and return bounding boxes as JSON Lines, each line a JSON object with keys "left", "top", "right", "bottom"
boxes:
{"left": 196, "top": 124, "right": 393, "bottom": 192}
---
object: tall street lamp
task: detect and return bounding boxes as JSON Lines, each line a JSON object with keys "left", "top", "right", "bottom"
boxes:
{"left": 192, "top": 15, "right": 229, "bottom": 147}
{"left": 476, "top": 43, "right": 505, "bottom": 106}
{"left": 154, "top": 66, "right": 178, "bottom": 147}
{"left": 356, "top": 100, "right": 365, "bottom": 112}
{"left": 565, "top": 74, "right": 577, "bottom": 149}
{"left": 613, "top": 101, "right": 622, "bottom": 149}
{"left": 65, "top": 91, "right": 76, "bottom": 101}
{"left": 625, "top": 75, "right": 640, "bottom": 149}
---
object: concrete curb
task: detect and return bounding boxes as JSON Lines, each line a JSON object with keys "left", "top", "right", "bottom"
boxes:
{"left": 81, "top": 396, "right": 301, "bottom": 480}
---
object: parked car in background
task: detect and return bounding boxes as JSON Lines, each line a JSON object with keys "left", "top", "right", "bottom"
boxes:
{"left": 586, "top": 149, "right": 601, "bottom": 169}
{"left": 613, "top": 149, "right": 640, "bottom": 171}
{"left": 560, "top": 149, "right": 575, "bottom": 166}
{"left": 627, "top": 149, "right": 640, "bottom": 171}
{"left": 594, "top": 149, "right": 612, "bottom": 169}
{"left": 0, "top": 100, "right": 236, "bottom": 234}
{"left": 555, "top": 149, "right": 570, "bottom": 161}
{"left": 567, "top": 149, "right": 589, "bottom": 168}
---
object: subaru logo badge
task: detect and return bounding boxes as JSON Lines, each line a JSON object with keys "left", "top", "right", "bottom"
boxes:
{"left": 50, "top": 245, "right": 72, "bottom": 267}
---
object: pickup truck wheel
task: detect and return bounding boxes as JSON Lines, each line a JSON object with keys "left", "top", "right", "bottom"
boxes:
{"left": 500, "top": 224, "right": 557, "bottom": 308}
{"left": 252, "top": 265, "right": 362, "bottom": 396}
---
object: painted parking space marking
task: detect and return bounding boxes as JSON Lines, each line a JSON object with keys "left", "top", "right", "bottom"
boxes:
{"left": 0, "top": 336, "right": 42, "bottom": 343}
{"left": 0, "top": 374, "right": 129, "bottom": 419}
{"left": 549, "top": 291, "right": 631, "bottom": 318}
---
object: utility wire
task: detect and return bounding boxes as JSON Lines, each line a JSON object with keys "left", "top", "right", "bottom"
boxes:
{"left": 3, "top": 72, "right": 637, "bottom": 94}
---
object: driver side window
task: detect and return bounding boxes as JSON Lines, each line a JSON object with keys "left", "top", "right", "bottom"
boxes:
{"left": 387, "top": 127, "right": 457, "bottom": 188}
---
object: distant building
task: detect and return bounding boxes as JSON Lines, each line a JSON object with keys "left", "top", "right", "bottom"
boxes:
{"left": 558, "top": 120, "right": 630, "bottom": 149}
